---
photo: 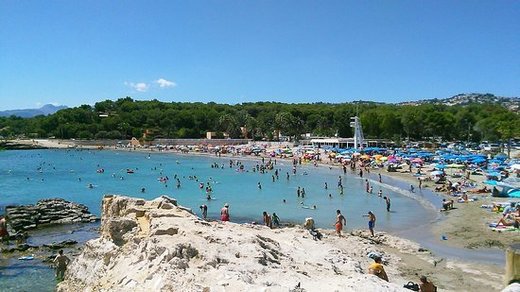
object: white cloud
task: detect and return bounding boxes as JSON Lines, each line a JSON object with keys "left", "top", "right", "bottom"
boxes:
{"left": 125, "top": 82, "right": 149, "bottom": 92}
{"left": 155, "top": 78, "right": 176, "bottom": 88}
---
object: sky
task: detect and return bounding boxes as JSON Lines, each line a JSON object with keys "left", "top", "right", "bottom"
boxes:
{"left": 0, "top": 1, "right": 519, "bottom": 110}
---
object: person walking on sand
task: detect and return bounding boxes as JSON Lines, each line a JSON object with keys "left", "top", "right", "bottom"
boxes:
{"left": 54, "top": 249, "right": 71, "bottom": 281}
{"left": 220, "top": 203, "right": 230, "bottom": 222}
{"left": 368, "top": 256, "right": 388, "bottom": 282}
{"left": 335, "top": 210, "right": 347, "bottom": 237}
{"left": 363, "top": 211, "right": 376, "bottom": 236}
{"left": 383, "top": 196, "right": 391, "bottom": 212}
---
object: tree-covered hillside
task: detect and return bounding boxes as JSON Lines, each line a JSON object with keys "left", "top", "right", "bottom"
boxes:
{"left": 0, "top": 97, "right": 518, "bottom": 142}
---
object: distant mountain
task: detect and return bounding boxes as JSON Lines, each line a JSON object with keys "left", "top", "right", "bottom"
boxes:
{"left": 399, "top": 93, "right": 520, "bottom": 112}
{"left": 0, "top": 104, "right": 68, "bottom": 118}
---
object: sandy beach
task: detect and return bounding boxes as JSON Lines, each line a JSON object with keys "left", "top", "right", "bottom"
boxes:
{"left": 9, "top": 139, "right": 518, "bottom": 291}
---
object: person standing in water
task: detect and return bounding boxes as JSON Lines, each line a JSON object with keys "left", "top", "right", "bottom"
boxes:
{"left": 199, "top": 204, "right": 208, "bottom": 219}
{"left": 272, "top": 213, "right": 280, "bottom": 227}
{"left": 334, "top": 210, "right": 347, "bottom": 237}
{"left": 54, "top": 249, "right": 71, "bottom": 281}
{"left": 363, "top": 211, "right": 376, "bottom": 236}
{"left": 220, "top": 203, "right": 230, "bottom": 222}
{"left": 383, "top": 196, "right": 391, "bottom": 212}
{"left": 262, "top": 211, "right": 272, "bottom": 228}
{"left": 0, "top": 215, "right": 9, "bottom": 244}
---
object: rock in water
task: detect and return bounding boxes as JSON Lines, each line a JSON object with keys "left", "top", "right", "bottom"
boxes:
{"left": 5, "top": 198, "right": 99, "bottom": 231}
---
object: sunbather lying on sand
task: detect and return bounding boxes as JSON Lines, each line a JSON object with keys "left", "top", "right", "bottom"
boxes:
{"left": 496, "top": 206, "right": 520, "bottom": 227}
{"left": 467, "top": 186, "right": 489, "bottom": 193}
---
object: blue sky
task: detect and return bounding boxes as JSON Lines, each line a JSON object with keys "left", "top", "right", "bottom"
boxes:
{"left": 0, "top": 1, "right": 519, "bottom": 110}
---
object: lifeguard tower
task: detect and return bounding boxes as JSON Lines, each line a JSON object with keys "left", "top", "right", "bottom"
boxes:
{"left": 350, "top": 116, "right": 365, "bottom": 150}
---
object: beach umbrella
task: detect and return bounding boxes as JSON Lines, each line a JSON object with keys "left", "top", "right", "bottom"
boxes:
{"left": 411, "top": 158, "right": 423, "bottom": 163}
{"left": 380, "top": 157, "right": 388, "bottom": 161}
{"left": 360, "top": 154, "right": 370, "bottom": 159}
{"left": 430, "top": 170, "right": 444, "bottom": 176}
{"left": 510, "top": 164, "right": 520, "bottom": 170}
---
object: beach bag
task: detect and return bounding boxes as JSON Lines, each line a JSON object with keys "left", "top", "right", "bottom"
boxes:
{"left": 403, "top": 281, "right": 420, "bottom": 291}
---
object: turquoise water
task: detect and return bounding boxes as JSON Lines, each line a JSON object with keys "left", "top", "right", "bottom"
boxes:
{"left": 1, "top": 149, "right": 435, "bottom": 230}
{"left": 0, "top": 149, "right": 437, "bottom": 291}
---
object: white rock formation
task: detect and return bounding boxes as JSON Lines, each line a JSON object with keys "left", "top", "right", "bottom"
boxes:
{"left": 58, "top": 195, "right": 409, "bottom": 292}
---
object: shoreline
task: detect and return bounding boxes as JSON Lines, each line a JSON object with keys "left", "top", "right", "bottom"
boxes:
{"left": 55, "top": 195, "right": 508, "bottom": 292}
{"left": 6, "top": 140, "right": 514, "bottom": 262}
{"left": 5, "top": 143, "right": 505, "bottom": 282}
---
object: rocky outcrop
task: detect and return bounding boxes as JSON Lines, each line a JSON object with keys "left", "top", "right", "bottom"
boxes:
{"left": 57, "top": 195, "right": 407, "bottom": 291}
{"left": 5, "top": 198, "right": 99, "bottom": 231}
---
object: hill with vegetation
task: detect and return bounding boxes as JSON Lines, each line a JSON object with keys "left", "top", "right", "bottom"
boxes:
{"left": 399, "top": 93, "right": 519, "bottom": 112}
{"left": 0, "top": 96, "right": 518, "bottom": 143}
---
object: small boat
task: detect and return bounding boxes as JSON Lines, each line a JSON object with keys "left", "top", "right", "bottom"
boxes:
{"left": 126, "top": 169, "right": 135, "bottom": 174}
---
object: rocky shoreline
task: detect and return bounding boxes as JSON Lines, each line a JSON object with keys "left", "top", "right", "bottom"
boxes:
{"left": 0, "top": 140, "right": 48, "bottom": 150}
{"left": 5, "top": 198, "right": 99, "bottom": 232}
{"left": 1, "top": 198, "right": 101, "bottom": 287}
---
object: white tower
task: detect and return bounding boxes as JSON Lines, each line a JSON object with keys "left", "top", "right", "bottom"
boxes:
{"left": 350, "top": 116, "right": 365, "bottom": 150}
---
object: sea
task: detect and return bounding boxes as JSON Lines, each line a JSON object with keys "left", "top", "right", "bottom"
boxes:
{"left": 0, "top": 148, "right": 440, "bottom": 291}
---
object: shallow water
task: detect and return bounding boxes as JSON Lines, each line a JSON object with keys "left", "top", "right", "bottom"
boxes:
{"left": 0, "top": 149, "right": 439, "bottom": 290}
{"left": 0, "top": 223, "right": 99, "bottom": 292}
{"left": 0, "top": 149, "right": 436, "bottom": 230}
